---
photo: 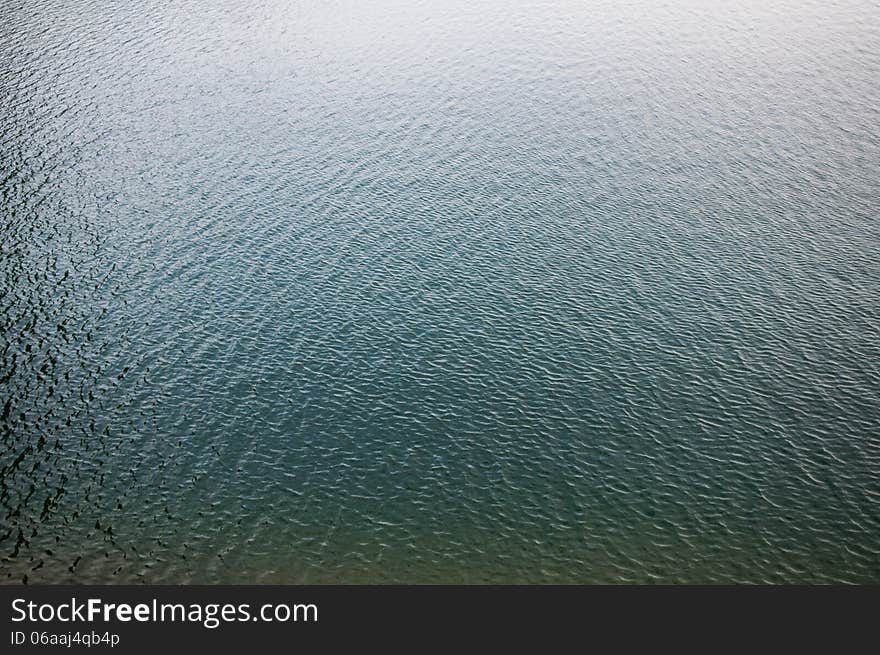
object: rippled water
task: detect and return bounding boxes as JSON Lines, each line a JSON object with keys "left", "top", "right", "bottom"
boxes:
{"left": 2, "top": 0, "right": 879, "bottom": 584}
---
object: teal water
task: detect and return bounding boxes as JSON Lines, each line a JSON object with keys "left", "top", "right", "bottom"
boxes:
{"left": 2, "top": 0, "right": 879, "bottom": 583}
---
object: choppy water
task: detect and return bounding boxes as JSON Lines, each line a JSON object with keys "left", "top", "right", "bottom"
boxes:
{"left": 2, "top": 0, "right": 879, "bottom": 584}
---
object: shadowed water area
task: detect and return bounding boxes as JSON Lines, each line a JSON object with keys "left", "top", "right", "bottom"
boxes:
{"left": 1, "top": 0, "right": 879, "bottom": 583}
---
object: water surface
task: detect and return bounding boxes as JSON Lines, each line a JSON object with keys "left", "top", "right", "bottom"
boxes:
{"left": 2, "top": 0, "right": 879, "bottom": 583}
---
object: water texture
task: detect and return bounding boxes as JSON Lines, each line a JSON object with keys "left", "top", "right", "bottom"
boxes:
{"left": 2, "top": 0, "right": 879, "bottom": 583}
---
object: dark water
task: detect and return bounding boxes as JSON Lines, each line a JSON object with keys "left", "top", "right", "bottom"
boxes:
{"left": 2, "top": 0, "right": 879, "bottom": 583}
